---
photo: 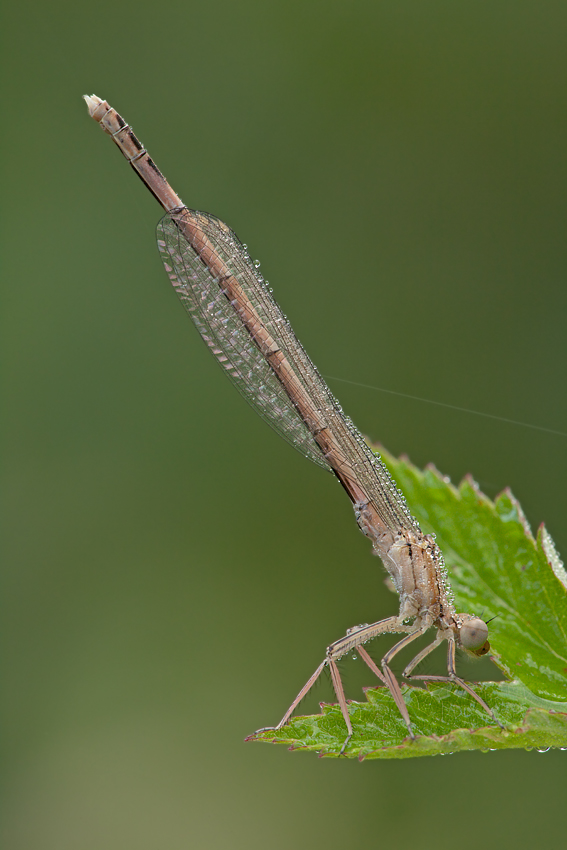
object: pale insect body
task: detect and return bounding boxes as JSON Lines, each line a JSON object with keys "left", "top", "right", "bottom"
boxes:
{"left": 85, "top": 94, "right": 500, "bottom": 752}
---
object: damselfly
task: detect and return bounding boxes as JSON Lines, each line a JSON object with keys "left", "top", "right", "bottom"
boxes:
{"left": 84, "top": 95, "right": 500, "bottom": 752}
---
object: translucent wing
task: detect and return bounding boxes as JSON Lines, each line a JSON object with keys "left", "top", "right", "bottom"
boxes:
{"left": 157, "top": 211, "right": 333, "bottom": 469}
{"left": 157, "top": 211, "right": 418, "bottom": 532}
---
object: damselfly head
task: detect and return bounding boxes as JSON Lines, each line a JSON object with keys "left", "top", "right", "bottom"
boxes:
{"left": 457, "top": 616, "right": 490, "bottom": 656}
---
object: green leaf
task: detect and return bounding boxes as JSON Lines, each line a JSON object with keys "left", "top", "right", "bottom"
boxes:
{"left": 248, "top": 449, "right": 567, "bottom": 758}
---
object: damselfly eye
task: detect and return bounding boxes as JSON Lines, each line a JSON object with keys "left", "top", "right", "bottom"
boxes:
{"left": 474, "top": 640, "right": 490, "bottom": 656}
{"left": 459, "top": 617, "right": 489, "bottom": 651}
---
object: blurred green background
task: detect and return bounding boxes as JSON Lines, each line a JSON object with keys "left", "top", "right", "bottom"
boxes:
{"left": 3, "top": 0, "right": 567, "bottom": 847}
